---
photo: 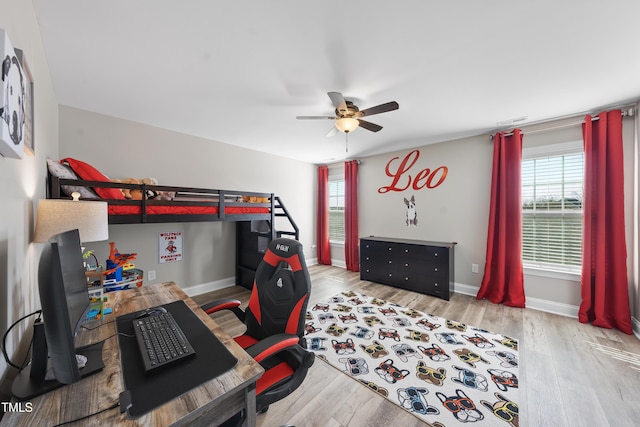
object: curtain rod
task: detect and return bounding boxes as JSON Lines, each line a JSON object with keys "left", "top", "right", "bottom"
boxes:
{"left": 490, "top": 104, "right": 636, "bottom": 139}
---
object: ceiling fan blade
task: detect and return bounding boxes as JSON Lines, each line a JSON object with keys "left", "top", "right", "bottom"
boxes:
{"left": 326, "top": 126, "right": 339, "bottom": 137}
{"left": 359, "top": 101, "right": 399, "bottom": 117}
{"left": 296, "top": 116, "right": 335, "bottom": 120}
{"left": 327, "top": 92, "right": 348, "bottom": 115}
{"left": 358, "top": 119, "right": 383, "bottom": 132}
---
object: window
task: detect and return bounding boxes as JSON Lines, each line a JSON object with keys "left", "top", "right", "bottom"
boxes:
{"left": 328, "top": 178, "right": 345, "bottom": 243}
{"left": 522, "top": 142, "right": 584, "bottom": 272}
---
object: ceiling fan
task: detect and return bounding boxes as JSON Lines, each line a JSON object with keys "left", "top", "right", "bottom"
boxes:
{"left": 297, "top": 92, "right": 399, "bottom": 137}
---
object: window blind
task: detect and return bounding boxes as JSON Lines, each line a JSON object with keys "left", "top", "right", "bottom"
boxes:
{"left": 522, "top": 151, "right": 584, "bottom": 270}
{"left": 328, "top": 179, "right": 345, "bottom": 242}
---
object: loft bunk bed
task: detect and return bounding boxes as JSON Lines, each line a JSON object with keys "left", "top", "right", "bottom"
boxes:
{"left": 45, "top": 158, "right": 299, "bottom": 289}
{"left": 48, "top": 172, "right": 277, "bottom": 225}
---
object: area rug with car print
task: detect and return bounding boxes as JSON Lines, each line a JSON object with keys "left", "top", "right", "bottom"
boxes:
{"left": 304, "top": 290, "right": 519, "bottom": 426}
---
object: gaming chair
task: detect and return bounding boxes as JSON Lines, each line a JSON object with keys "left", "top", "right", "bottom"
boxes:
{"left": 201, "top": 238, "right": 315, "bottom": 415}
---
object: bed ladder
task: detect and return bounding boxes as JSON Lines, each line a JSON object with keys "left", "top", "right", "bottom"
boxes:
{"left": 271, "top": 196, "right": 299, "bottom": 240}
{"left": 236, "top": 196, "right": 300, "bottom": 289}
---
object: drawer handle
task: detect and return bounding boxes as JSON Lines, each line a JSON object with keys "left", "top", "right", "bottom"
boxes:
{"left": 388, "top": 247, "right": 392, "bottom": 251}
{"left": 388, "top": 261, "right": 393, "bottom": 264}
{"left": 435, "top": 253, "right": 438, "bottom": 257}
{"left": 388, "top": 273, "right": 393, "bottom": 277}
{"left": 434, "top": 267, "right": 438, "bottom": 272}
{"left": 405, "top": 277, "right": 409, "bottom": 281}
{"left": 434, "top": 283, "right": 438, "bottom": 287}
{"left": 405, "top": 263, "right": 409, "bottom": 267}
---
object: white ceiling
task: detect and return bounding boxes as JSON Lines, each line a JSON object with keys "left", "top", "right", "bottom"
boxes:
{"left": 32, "top": 0, "right": 640, "bottom": 164}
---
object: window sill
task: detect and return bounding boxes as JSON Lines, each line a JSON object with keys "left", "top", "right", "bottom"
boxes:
{"left": 523, "top": 265, "right": 580, "bottom": 282}
{"left": 329, "top": 240, "right": 344, "bottom": 246}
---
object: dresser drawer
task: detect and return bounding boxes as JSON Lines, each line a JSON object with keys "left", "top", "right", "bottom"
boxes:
{"left": 398, "top": 260, "right": 447, "bottom": 276}
{"left": 399, "top": 247, "right": 448, "bottom": 266}
{"left": 425, "top": 246, "right": 449, "bottom": 263}
{"left": 423, "top": 276, "right": 448, "bottom": 294}
{"left": 360, "top": 254, "right": 396, "bottom": 284}
{"left": 397, "top": 244, "right": 429, "bottom": 258}
{"left": 397, "top": 268, "right": 447, "bottom": 289}
{"left": 361, "top": 265, "right": 397, "bottom": 284}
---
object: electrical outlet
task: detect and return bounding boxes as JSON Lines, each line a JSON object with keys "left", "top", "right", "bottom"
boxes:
{"left": 148, "top": 270, "right": 156, "bottom": 281}
{"left": 471, "top": 264, "right": 479, "bottom": 274}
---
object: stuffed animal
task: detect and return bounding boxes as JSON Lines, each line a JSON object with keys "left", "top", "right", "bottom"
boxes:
{"left": 140, "top": 177, "right": 175, "bottom": 200}
{"left": 155, "top": 191, "right": 175, "bottom": 201}
{"left": 112, "top": 177, "right": 163, "bottom": 200}
{"left": 242, "top": 195, "right": 270, "bottom": 203}
{"left": 128, "top": 178, "right": 145, "bottom": 200}
{"left": 110, "top": 178, "right": 137, "bottom": 199}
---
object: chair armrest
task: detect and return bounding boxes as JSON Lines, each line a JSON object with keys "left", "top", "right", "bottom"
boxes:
{"left": 200, "top": 298, "right": 245, "bottom": 322}
{"left": 245, "top": 334, "right": 311, "bottom": 364}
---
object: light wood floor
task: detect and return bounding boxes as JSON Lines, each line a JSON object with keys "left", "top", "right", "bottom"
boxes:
{"left": 192, "top": 264, "right": 640, "bottom": 427}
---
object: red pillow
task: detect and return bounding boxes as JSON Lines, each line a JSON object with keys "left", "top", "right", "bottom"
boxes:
{"left": 61, "top": 158, "right": 125, "bottom": 200}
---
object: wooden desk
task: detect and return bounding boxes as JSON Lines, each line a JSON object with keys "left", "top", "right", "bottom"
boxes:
{"left": 1, "top": 282, "right": 264, "bottom": 427}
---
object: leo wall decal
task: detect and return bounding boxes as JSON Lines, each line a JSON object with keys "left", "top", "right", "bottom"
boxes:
{"left": 378, "top": 150, "right": 448, "bottom": 194}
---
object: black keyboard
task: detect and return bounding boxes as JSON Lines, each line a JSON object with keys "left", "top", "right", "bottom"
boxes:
{"left": 132, "top": 309, "right": 196, "bottom": 373}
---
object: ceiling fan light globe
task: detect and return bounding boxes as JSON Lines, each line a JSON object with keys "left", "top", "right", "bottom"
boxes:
{"left": 335, "top": 117, "right": 359, "bottom": 133}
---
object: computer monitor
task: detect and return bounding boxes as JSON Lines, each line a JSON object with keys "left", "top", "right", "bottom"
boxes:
{"left": 11, "top": 229, "right": 105, "bottom": 400}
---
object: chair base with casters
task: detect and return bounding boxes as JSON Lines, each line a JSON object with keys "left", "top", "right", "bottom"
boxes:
{"left": 202, "top": 238, "right": 315, "bottom": 423}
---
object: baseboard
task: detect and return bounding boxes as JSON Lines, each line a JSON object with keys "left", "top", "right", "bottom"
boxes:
{"left": 453, "top": 282, "right": 480, "bottom": 299}
{"left": 330, "top": 259, "right": 346, "bottom": 269}
{"left": 181, "top": 273, "right": 640, "bottom": 340}
{"left": 633, "top": 316, "right": 640, "bottom": 340}
{"left": 454, "top": 282, "right": 580, "bottom": 318}
{"left": 524, "top": 295, "right": 580, "bottom": 318}
{"left": 182, "top": 258, "right": 319, "bottom": 297}
{"left": 185, "top": 277, "right": 580, "bottom": 318}
{"left": 181, "top": 277, "right": 237, "bottom": 297}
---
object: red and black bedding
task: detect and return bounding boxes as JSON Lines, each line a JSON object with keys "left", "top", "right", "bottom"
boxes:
{"left": 105, "top": 204, "right": 270, "bottom": 216}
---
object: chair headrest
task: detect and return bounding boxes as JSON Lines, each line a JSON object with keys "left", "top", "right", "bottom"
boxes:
{"left": 270, "top": 238, "right": 302, "bottom": 256}
{"left": 262, "top": 238, "right": 305, "bottom": 272}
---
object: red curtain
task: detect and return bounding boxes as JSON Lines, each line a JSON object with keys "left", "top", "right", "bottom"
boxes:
{"left": 579, "top": 110, "right": 632, "bottom": 334}
{"left": 317, "top": 165, "right": 332, "bottom": 265}
{"left": 476, "top": 130, "right": 526, "bottom": 307}
{"left": 344, "top": 160, "right": 360, "bottom": 272}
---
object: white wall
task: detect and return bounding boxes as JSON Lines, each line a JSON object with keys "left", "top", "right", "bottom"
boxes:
{"left": 358, "top": 134, "right": 492, "bottom": 290}
{"left": 357, "top": 117, "right": 638, "bottom": 324}
{"left": 58, "top": 106, "right": 316, "bottom": 293}
{"left": 0, "top": 0, "right": 60, "bottom": 397}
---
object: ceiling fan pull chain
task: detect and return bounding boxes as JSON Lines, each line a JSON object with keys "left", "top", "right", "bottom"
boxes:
{"left": 345, "top": 132, "right": 349, "bottom": 152}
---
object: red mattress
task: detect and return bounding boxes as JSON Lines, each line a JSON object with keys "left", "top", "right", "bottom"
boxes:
{"left": 108, "top": 205, "right": 269, "bottom": 216}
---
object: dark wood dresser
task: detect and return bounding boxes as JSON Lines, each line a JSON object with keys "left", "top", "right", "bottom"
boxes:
{"left": 360, "top": 236, "right": 456, "bottom": 300}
